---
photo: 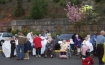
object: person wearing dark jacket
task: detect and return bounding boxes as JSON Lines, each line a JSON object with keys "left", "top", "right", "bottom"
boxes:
{"left": 44, "top": 36, "right": 55, "bottom": 58}
{"left": 24, "top": 41, "right": 29, "bottom": 59}
{"left": 15, "top": 32, "right": 27, "bottom": 60}
{"left": 10, "top": 37, "right": 16, "bottom": 58}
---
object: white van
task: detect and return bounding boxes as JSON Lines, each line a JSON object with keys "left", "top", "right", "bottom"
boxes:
{"left": 0, "top": 32, "right": 13, "bottom": 45}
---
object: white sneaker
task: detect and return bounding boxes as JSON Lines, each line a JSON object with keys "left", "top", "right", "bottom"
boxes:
{"left": 38, "top": 55, "right": 41, "bottom": 57}
{"left": 36, "top": 55, "right": 38, "bottom": 57}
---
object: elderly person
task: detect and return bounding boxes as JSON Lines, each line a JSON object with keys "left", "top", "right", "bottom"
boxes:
{"left": 96, "top": 30, "right": 105, "bottom": 65}
{"left": 81, "top": 37, "right": 93, "bottom": 57}
{"left": 15, "top": 32, "right": 27, "bottom": 60}
{"left": 44, "top": 36, "right": 54, "bottom": 58}
{"left": 74, "top": 34, "right": 82, "bottom": 56}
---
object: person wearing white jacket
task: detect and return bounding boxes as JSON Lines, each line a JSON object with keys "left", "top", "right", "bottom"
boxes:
{"left": 82, "top": 37, "right": 94, "bottom": 55}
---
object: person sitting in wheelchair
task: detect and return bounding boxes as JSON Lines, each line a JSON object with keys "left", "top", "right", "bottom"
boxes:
{"left": 59, "top": 40, "right": 69, "bottom": 58}
{"left": 44, "top": 36, "right": 55, "bottom": 58}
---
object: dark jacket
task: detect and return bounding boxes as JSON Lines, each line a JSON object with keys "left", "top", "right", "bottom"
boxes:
{"left": 16, "top": 35, "right": 27, "bottom": 45}
{"left": 46, "top": 40, "right": 55, "bottom": 50}
{"left": 10, "top": 40, "right": 16, "bottom": 49}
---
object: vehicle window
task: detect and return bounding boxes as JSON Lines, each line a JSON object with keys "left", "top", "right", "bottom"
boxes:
{"left": 2, "top": 33, "right": 13, "bottom": 37}
{"left": 2, "top": 33, "right": 8, "bottom": 37}
{"left": 8, "top": 33, "right": 13, "bottom": 37}
{"left": 58, "top": 34, "right": 73, "bottom": 38}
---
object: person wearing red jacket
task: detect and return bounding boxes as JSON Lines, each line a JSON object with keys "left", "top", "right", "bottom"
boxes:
{"left": 82, "top": 52, "right": 94, "bottom": 65}
{"left": 33, "top": 34, "right": 42, "bottom": 57}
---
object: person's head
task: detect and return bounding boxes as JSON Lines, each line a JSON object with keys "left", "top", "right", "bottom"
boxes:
{"left": 75, "top": 34, "right": 79, "bottom": 38}
{"left": 87, "top": 35, "right": 90, "bottom": 38}
{"left": 39, "top": 34, "right": 41, "bottom": 37}
{"left": 11, "top": 36, "right": 15, "bottom": 40}
{"left": 100, "top": 30, "right": 105, "bottom": 35}
{"left": 63, "top": 40, "right": 66, "bottom": 43}
{"left": 85, "top": 37, "right": 88, "bottom": 41}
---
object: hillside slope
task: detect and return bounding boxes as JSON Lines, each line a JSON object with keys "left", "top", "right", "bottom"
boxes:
{"left": 0, "top": 0, "right": 105, "bottom": 22}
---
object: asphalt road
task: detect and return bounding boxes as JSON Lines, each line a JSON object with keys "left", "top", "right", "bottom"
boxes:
{"left": 0, "top": 46, "right": 99, "bottom": 65}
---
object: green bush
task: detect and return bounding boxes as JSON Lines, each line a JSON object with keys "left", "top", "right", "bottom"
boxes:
{"left": 59, "top": 0, "right": 66, "bottom": 7}
{"left": 11, "top": 29, "right": 19, "bottom": 35}
{"left": 69, "top": 0, "right": 80, "bottom": 5}
{"left": 79, "top": 32, "right": 86, "bottom": 38}
{"left": 30, "top": 0, "right": 48, "bottom": 19}
{"left": 14, "top": 0, "right": 25, "bottom": 17}
{"left": 33, "top": 31, "right": 41, "bottom": 35}
{"left": 6, "top": 27, "right": 12, "bottom": 33}
{"left": 53, "top": 0, "right": 60, "bottom": 3}
{"left": 21, "top": 28, "right": 29, "bottom": 36}
{"left": 8, "top": 0, "right": 12, "bottom": 2}
{"left": 0, "top": 0, "right": 6, "bottom": 4}
{"left": 95, "top": 0, "right": 101, "bottom": 3}
{"left": 27, "top": 0, "right": 31, "bottom": 2}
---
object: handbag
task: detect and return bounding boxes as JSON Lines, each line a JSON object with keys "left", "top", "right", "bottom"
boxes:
{"left": 102, "top": 42, "right": 105, "bottom": 62}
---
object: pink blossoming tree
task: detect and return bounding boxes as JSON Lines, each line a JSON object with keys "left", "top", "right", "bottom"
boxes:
{"left": 64, "top": 2, "right": 82, "bottom": 23}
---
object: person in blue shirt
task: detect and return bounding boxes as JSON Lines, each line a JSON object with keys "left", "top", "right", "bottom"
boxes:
{"left": 90, "top": 32, "right": 97, "bottom": 56}
{"left": 96, "top": 30, "right": 105, "bottom": 65}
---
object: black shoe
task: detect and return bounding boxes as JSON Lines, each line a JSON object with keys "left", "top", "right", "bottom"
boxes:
{"left": 21, "top": 58, "right": 24, "bottom": 60}
{"left": 16, "top": 58, "right": 20, "bottom": 60}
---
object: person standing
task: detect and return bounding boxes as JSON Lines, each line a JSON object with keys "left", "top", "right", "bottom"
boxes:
{"left": 10, "top": 37, "right": 16, "bottom": 58}
{"left": 33, "top": 34, "right": 42, "bottom": 57}
{"left": 90, "top": 32, "right": 97, "bottom": 56}
{"left": 74, "top": 34, "right": 82, "bottom": 58}
{"left": 15, "top": 32, "right": 27, "bottom": 60}
{"left": 96, "top": 30, "right": 105, "bottom": 65}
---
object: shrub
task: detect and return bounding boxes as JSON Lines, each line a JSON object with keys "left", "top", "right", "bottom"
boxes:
{"left": 30, "top": 0, "right": 48, "bottom": 19}
{"left": 33, "top": 31, "right": 41, "bottom": 35}
{"left": 11, "top": 29, "right": 19, "bottom": 35}
{"left": 27, "top": 0, "right": 31, "bottom": 2}
{"left": 59, "top": 0, "right": 66, "bottom": 7}
{"left": 14, "top": 0, "right": 25, "bottom": 17}
{"left": 8, "top": 0, "right": 12, "bottom": 2}
{"left": 79, "top": 32, "right": 86, "bottom": 38}
{"left": 95, "top": 0, "right": 101, "bottom": 3}
{"left": 6, "top": 27, "right": 12, "bottom": 33}
{"left": 21, "top": 28, "right": 29, "bottom": 36}
{"left": 0, "top": 0, "right": 6, "bottom": 4}
{"left": 53, "top": 0, "right": 60, "bottom": 3}
{"left": 69, "top": 0, "right": 80, "bottom": 5}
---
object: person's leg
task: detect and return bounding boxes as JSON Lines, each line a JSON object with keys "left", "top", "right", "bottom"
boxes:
{"left": 97, "top": 45, "right": 100, "bottom": 63}
{"left": 17, "top": 45, "right": 21, "bottom": 59}
{"left": 38, "top": 47, "right": 41, "bottom": 57}
{"left": 24, "top": 53, "right": 27, "bottom": 59}
{"left": 24, "top": 52, "right": 29, "bottom": 59}
{"left": 50, "top": 49, "right": 54, "bottom": 58}
{"left": 36, "top": 48, "right": 38, "bottom": 57}
{"left": 44, "top": 48, "right": 48, "bottom": 58}
{"left": 99, "top": 45, "right": 104, "bottom": 64}
{"left": 21, "top": 44, "right": 24, "bottom": 59}
{"left": 10, "top": 48, "right": 14, "bottom": 57}
{"left": 27, "top": 51, "right": 29, "bottom": 59}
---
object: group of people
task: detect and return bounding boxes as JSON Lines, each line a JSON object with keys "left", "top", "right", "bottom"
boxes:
{"left": 1, "top": 30, "right": 105, "bottom": 65}
{"left": 72, "top": 30, "right": 105, "bottom": 65}
{"left": 2, "top": 30, "right": 54, "bottom": 59}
